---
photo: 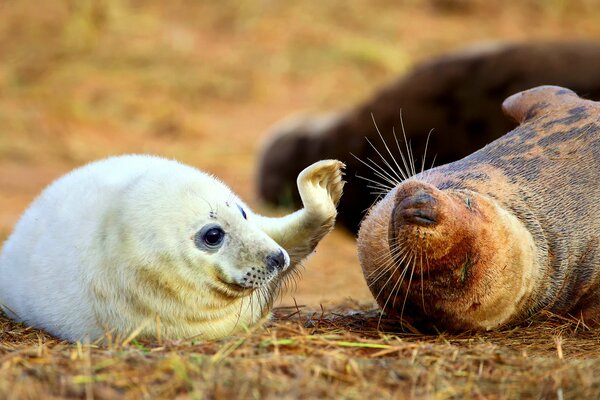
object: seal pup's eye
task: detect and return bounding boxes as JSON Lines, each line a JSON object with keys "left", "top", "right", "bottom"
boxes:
{"left": 237, "top": 204, "right": 247, "bottom": 220}
{"left": 195, "top": 224, "right": 225, "bottom": 251}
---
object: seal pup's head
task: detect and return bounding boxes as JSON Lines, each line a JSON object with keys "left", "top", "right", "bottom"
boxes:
{"left": 96, "top": 160, "right": 294, "bottom": 339}
{"left": 358, "top": 177, "right": 539, "bottom": 332}
{"left": 188, "top": 197, "right": 291, "bottom": 295}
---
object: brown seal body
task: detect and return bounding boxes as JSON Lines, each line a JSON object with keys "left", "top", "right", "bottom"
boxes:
{"left": 357, "top": 86, "right": 600, "bottom": 331}
{"left": 258, "top": 41, "right": 600, "bottom": 233}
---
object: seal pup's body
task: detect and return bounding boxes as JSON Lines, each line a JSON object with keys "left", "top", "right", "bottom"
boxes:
{"left": 0, "top": 155, "right": 344, "bottom": 341}
{"left": 358, "top": 86, "right": 600, "bottom": 331}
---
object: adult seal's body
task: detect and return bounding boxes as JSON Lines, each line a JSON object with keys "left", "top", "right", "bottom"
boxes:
{"left": 357, "top": 86, "right": 600, "bottom": 331}
{"left": 0, "top": 155, "right": 344, "bottom": 341}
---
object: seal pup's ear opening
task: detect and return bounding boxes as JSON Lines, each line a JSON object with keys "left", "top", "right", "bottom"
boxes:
{"left": 502, "top": 85, "right": 579, "bottom": 124}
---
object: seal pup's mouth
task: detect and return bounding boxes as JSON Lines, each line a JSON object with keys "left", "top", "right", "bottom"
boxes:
{"left": 209, "top": 273, "right": 255, "bottom": 300}
{"left": 212, "top": 249, "right": 291, "bottom": 296}
{"left": 230, "top": 249, "right": 289, "bottom": 289}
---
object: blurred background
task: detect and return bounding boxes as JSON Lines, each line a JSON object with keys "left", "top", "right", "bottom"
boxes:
{"left": 1, "top": 0, "right": 599, "bottom": 307}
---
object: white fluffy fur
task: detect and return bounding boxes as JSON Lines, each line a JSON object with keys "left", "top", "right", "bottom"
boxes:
{"left": 0, "top": 155, "right": 343, "bottom": 342}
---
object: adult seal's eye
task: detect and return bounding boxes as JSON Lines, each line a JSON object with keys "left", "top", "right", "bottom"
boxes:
{"left": 195, "top": 224, "right": 225, "bottom": 251}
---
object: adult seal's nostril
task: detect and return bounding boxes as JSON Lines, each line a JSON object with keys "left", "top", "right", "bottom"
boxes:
{"left": 266, "top": 250, "right": 286, "bottom": 273}
{"left": 394, "top": 190, "right": 439, "bottom": 227}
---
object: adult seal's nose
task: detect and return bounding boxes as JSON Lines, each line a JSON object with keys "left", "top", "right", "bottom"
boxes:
{"left": 266, "top": 250, "right": 287, "bottom": 273}
{"left": 394, "top": 189, "right": 439, "bottom": 227}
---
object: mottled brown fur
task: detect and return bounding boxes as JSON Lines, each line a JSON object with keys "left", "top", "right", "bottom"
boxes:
{"left": 358, "top": 86, "right": 600, "bottom": 331}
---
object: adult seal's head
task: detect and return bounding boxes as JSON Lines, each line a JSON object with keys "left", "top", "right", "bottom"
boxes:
{"left": 0, "top": 155, "right": 344, "bottom": 342}
{"left": 358, "top": 86, "right": 600, "bottom": 332}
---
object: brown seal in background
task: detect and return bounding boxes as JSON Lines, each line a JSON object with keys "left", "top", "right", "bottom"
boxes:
{"left": 357, "top": 85, "right": 600, "bottom": 332}
{"left": 257, "top": 41, "right": 600, "bottom": 233}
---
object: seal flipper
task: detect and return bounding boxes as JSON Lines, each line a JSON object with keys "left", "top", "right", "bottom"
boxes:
{"left": 502, "top": 85, "right": 580, "bottom": 124}
{"left": 254, "top": 160, "right": 345, "bottom": 267}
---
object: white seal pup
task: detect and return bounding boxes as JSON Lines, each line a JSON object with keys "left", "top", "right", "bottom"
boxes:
{"left": 0, "top": 155, "right": 344, "bottom": 342}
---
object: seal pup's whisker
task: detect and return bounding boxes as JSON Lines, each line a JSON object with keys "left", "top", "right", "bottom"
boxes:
{"left": 242, "top": 286, "right": 256, "bottom": 319}
{"left": 234, "top": 296, "right": 245, "bottom": 329}
{"left": 256, "top": 288, "right": 268, "bottom": 318}
{"left": 288, "top": 265, "right": 302, "bottom": 293}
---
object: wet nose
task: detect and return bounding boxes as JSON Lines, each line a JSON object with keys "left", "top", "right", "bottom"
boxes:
{"left": 395, "top": 189, "right": 438, "bottom": 227}
{"left": 266, "top": 250, "right": 287, "bottom": 273}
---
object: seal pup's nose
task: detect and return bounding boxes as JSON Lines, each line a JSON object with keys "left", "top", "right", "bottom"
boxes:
{"left": 266, "top": 250, "right": 287, "bottom": 273}
{"left": 395, "top": 188, "right": 439, "bottom": 227}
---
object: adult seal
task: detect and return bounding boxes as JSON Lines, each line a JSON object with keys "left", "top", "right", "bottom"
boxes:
{"left": 357, "top": 86, "right": 600, "bottom": 331}
{"left": 0, "top": 155, "right": 344, "bottom": 341}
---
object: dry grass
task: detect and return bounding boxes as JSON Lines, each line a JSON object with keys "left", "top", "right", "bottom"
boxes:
{"left": 1, "top": 305, "right": 600, "bottom": 399}
{"left": 2, "top": 1, "right": 600, "bottom": 399}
